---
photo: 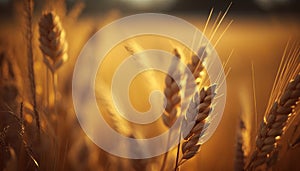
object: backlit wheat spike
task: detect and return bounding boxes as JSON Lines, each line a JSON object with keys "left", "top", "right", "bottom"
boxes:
{"left": 162, "top": 49, "right": 182, "bottom": 127}
{"left": 187, "top": 46, "right": 207, "bottom": 81}
{"left": 184, "top": 47, "right": 208, "bottom": 104}
{"left": 247, "top": 73, "right": 300, "bottom": 170}
{"left": 179, "top": 84, "right": 216, "bottom": 164}
{"left": 39, "top": 11, "right": 68, "bottom": 73}
{"left": 247, "top": 42, "right": 300, "bottom": 170}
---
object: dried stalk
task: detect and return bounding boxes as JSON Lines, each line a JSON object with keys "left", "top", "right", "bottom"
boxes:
{"left": 25, "top": 0, "right": 40, "bottom": 132}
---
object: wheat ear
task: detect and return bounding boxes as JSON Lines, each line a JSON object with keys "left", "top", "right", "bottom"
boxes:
{"left": 162, "top": 49, "right": 182, "bottom": 127}
{"left": 39, "top": 11, "right": 68, "bottom": 73}
{"left": 160, "top": 49, "right": 182, "bottom": 171}
{"left": 184, "top": 47, "right": 207, "bottom": 96}
{"left": 175, "top": 84, "right": 216, "bottom": 169}
{"left": 187, "top": 46, "right": 207, "bottom": 80}
{"left": 247, "top": 73, "right": 300, "bottom": 170}
{"left": 39, "top": 11, "right": 68, "bottom": 117}
{"left": 25, "top": 0, "right": 40, "bottom": 132}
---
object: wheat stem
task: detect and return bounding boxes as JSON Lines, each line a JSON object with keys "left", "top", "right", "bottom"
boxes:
{"left": 25, "top": 0, "right": 40, "bottom": 133}
{"left": 174, "top": 131, "right": 181, "bottom": 171}
{"left": 160, "top": 132, "right": 171, "bottom": 171}
{"left": 52, "top": 72, "right": 58, "bottom": 131}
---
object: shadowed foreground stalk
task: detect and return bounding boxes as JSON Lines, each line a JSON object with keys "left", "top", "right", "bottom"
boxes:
{"left": 25, "top": 0, "right": 40, "bottom": 133}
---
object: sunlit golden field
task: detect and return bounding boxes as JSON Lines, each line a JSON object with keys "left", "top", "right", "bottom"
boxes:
{"left": 0, "top": 0, "right": 299, "bottom": 171}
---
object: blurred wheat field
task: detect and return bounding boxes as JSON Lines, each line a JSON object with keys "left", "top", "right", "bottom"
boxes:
{"left": 0, "top": 1, "right": 300, "bottom": 170}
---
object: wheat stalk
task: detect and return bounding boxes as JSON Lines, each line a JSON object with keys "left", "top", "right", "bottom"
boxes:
{"left": 24, "top": 0, "right": 41, "bottom": 133}
{"left": 247, "top": 73, "right": 300, "bottom": 170}
{"left": 174, "top": 84, "right": 216, "bottom": 170}
{"left": 39, "top": 11, "right": 68, "bottom": 118}
{"left": 246, "top": 42, "right": 300, "bottom": 170}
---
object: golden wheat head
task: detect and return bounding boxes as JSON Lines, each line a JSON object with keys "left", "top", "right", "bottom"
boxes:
{"left": 162, "top": 49, "right": 182, "bottom": 127}
{"left": 247, "top": 74, "right": 300, "bottom": 170}
{"left": 179, "top": 84, "right": 216, "bottom": 164}
{"left": 39, "top": 11, "right": 68, "bottom": 72}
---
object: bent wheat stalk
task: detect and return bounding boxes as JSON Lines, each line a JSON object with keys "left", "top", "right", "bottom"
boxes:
{"left": 175, "top": 84, "right": 216, "bottom": 170}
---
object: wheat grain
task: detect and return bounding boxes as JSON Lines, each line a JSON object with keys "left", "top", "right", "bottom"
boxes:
{"left": 247, "top": 73, "right": 300, "bottom": 170}
{"left": 160, "top": 49, "right": 182, "bottom": 171}
{"left": 177, "top": 84, "right": 216, "bottom": 167}
{"left": 184, "top": 47, "right": 208, "bottom": 100}
{"left": 187, "top": 46, "right": 207, "bottom": 80}
{"left": 246, "top": 42, "right": 300, "bottom": 170}
{"left": 162, "top": 49, "right": 182, "bottom": 128}
{"left": 39, "top": 11, "right": 68, "bottom": 73}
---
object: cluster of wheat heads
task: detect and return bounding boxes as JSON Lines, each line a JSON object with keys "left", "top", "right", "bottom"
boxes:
{"left": 2, "top": 1, "right": 300, "bottom": 171}
{"left": 158, "top": 43, "right": 217, "bottom": 171}
{"left": 0, "top": 0, "right": 78, "bottom": 170}
{"left": 244, "top": 43, "right": 300, "bottom": 171}
{"left": 0, "top": 1, "right": 237, "bottom": 170}
{"left": 1, "top": 0, "right": 165, "bottom": 169}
